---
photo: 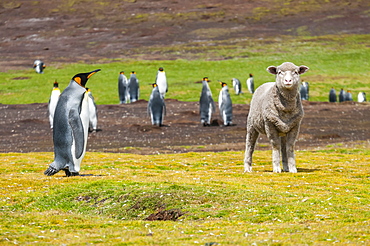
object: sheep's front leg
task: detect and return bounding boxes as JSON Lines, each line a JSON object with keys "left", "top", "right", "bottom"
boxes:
{"left": 266, "top": 124, "right": 281, "bottom": 173}
{"left": 281, "top": 135, "right": 288, "bottom": 172}
{"left": 285, "top": 125, "right": 300, "bottom": 173}
{"left": 244, "top": 127, "right": 259, "bottom": 172}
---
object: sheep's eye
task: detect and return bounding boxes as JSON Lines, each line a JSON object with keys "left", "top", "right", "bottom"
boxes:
{"left": 278, "top": 71, "right": 283, "bottom": 76}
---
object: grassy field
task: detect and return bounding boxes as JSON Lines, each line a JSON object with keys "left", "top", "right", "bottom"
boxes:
{"left": 0, "top": 34, "right": 369, "bottom": 105}
{"left": 0, "top": 148, "right": 369, "bottom": 245}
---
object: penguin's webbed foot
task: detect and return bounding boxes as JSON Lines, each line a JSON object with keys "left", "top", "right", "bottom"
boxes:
{"left": 64, "top": 169, "right": 80, "bottom": 177}
{"left": 44, "top": 166, "right": 59, "bottom": 176}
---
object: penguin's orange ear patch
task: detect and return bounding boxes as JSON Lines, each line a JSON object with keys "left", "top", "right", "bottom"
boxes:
{"left": 74, "top": 77, "right": 82, "bottom": 85}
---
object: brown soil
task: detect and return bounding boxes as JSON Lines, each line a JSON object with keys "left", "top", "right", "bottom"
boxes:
{"left": 1, "top": 101, "right": 369, "bottom": 154}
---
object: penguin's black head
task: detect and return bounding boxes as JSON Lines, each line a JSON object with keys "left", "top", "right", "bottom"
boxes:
{"left": 131, "top": 71, "right": 136, "bottom": 74}
{"left": 219, "top": 81, "right": 227, "bottom": 87}
{"left": 120, "top": 71, "right": 125, "bottom": 74}
{"left": 151, "top": 83, "right": 158, "bottom": 88}
{"left": 159, "top": 67, "right": 164, "bottom": 72}
{"left": 53, "top": 81, "right": 58, "bottom": 88}
{"left": 249, "top": 73, "right": 253, "bottom": 77}
{"left": 72, "top": 69, "right": 101, "bottom": 87}
{"left": 203, "top": 77, "right": 209, "bottom": 82}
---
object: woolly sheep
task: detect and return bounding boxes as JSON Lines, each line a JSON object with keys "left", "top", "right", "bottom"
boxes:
{"left": 244, "top": 62, "right": 309, "bottom": 173}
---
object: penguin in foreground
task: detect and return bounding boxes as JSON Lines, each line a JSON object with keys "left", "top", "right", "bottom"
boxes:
{"left": 48, "top": 81, "right": 61, "bottom": 128}
{"left": 218, "top": 81, "right": 233, "bottom": 126}
{"left": 358, "top": 92, "right": 366, "bottom": 102}
{"left": 33, "top": 59, "right": 46, "bottom": 74}
{"left": 86, "top": 88, "right": 98, "bottom": 132}
{"left": 246, "top": 73, "right": 254, "bottom": 94}
{"left": 199, "top": 77, "right": 216, "bottom": 126}
{"left": 156, "top": 67, "right": 168, "bottom": 98}
{"left": 329, "top": 87, "right": 337, "bottom": 102}
{"left": 44, "top": 69, "right": 100, "bottom": 176}
{"left": 129, "top": 71, "right": 139, "bottom": 102}
{"left": 118, "top": 71, "right": 129, "bottom": 104}
{"left": 148, "top": 83, "right": 166, "bottom": 126}
{"left": 232, "top": 78, "right": 242, "bottom": 95}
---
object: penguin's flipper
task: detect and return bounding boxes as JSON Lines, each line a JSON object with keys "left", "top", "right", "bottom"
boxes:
{"left": 44, "top": 165, "right": 59, "bottom": 176}
{"left": 68, "top": 108, "right": 85, "bottom": 159}
{"left": 163, "top": 101, "right": 167, "bottom": 116}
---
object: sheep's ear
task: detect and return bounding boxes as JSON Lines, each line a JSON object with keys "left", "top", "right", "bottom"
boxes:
{"left": 298, "top": 65, "right": 309, "bottom": 74}
{"left": 267, "top": 66, "right": 277, "bottom": 75}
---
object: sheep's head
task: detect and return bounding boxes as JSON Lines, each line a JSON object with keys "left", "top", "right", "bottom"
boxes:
{"left": 267, "top": 62, "right": 309, "bottom": 90}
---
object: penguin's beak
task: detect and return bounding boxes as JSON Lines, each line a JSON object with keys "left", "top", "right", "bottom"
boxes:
{"left": 87, "top": 69, "right": 101, "bottom": 79}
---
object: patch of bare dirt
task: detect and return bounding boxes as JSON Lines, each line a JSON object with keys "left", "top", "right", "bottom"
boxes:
{"left": 0, "top": 0, "right": 369, "bottom": 72}
{"left": 0, "top": 101, "right": 369, "bottom": 154}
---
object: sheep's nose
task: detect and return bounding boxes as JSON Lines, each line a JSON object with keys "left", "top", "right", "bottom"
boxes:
{"left": 285, "top": 79, "right": 292, "bottom": 82}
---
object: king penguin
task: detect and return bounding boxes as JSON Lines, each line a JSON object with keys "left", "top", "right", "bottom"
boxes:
{"left": 48, "top": 80, "right": 61, "bottom": 128}
{"left": 339, "top": 88, "right": 345, "bottom": 102}
{"left": 156, "top": 67, "right": 168, "bottom": 98}
{"left": 218, "top": 81, "right": 233, "bottom": 126}
{"left": 44, "top": 69, "right": 100, "bottom": 176}
{"left": 232, "top": 78, "right": 242, "bottom": 95}
{"left": 199, "top": 77, "right": 215, "bottom": 126}
{"left": 148, "top": 83, "right": 166, "bottom": 126}
{"left": 129, "top": 71, "right": 139, "bottom": 102}
{"left": 33, "top": 59, "right": 46, "bottom": 74}
{"left": 300, "top": 81, "right": 308, "bottom": 100}
{"left": 246, "top": 73, "right": 254, "bottom": 94}
{"left": 358, "top": 92, "right": 366, "bottom": 102}
{"left": 86, "top": 88, "right": 98, "bottom": 132}
{"left": 329, "top": 87, "right": 337, "bottom": 102}
{"left": 118, "top": 71, "right": 129, "bottom": 104}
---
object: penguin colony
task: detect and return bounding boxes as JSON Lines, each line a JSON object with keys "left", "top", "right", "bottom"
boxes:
{"left": 328, "top": 88, "right": 366, "bottom": 102}
{"left": 41, "top": 62, "right": 367, "bottom": 176}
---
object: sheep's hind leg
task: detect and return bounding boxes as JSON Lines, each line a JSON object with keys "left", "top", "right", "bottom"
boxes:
{"left": 244, "top": 127, "right": 259, "bottom": 172}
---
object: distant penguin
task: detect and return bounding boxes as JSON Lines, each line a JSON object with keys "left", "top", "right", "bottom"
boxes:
{"left": 358, "top": 92, "right": 366, "bottom": 102}
{"left": 86, "top": 88, "right": 98, "bottom": 132}
{"left": 300, "top": 81, "right": 309, "bottom": 100}
{"left": 48, "top": 81, "right": 61, "bottom": 128}
{"left": 301, "top": 81, "right": 309, "bottom": 100}
{"left": 118, "top": 71, "right": 129, "bottom": 104}
{"left": 339, "top": 88, "right": 345, "bottom": 102}
{"left": 344, "top": 90, "right": 353, "bottom": 101}
{"left": 129, "top": 71, "right": 139, "bottom": 102}
{"left": 148, "top": 83, "right": 166, "bottom": 126}
{"left": 199, "top": 77, "right": 216, "bottom": 126}
{"left": 246, "top": 73, "right": 254, "bottom": 94}
{"left": 33, "top": 59, "right": 46, "bottom": 74}
{"left": 44, "top": 69, "right": 100, "bottom": 176}
{"left": 232, "top": 78, "right": 242, "bottom": 95}
{"left": 156, "top": 67, "right": 168, "bottom": 98}
{"left": 218, "top": 81, "right": 233, "bottom": 126}
{"left": 329, "top": 87, "right": 337, "bottom": 102}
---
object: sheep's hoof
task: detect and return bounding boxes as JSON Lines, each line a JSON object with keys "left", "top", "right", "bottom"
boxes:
{"left": 244, "top": 165, "right": 252, "bottom": 173}
{"left": 273, "top": 168, "right": 282, "bottom": 173}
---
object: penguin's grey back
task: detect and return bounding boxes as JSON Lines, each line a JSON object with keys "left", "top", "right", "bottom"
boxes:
{"left": 118, "top": 74, "right": 129, "bottom": 103}
{"left": 199, "top": 81, "right": 215, "bottom": 125}
{"left": 148, "top": 86, "right": 165, "bottom": 126}
{"left": 129, "top": 74, "right": 139, "bottom": 102}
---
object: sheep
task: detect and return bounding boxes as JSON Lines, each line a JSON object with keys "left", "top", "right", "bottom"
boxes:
{"left": 244, "top": 62, "right": 309, "bottom": 173}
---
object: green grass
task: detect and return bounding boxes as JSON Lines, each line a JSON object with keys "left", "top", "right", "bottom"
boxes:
{"left": 0, "top": 149, "right": 369, "bottom": 245}
{"left": 1, "top": 34, "right": 369, "bottom": 105}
